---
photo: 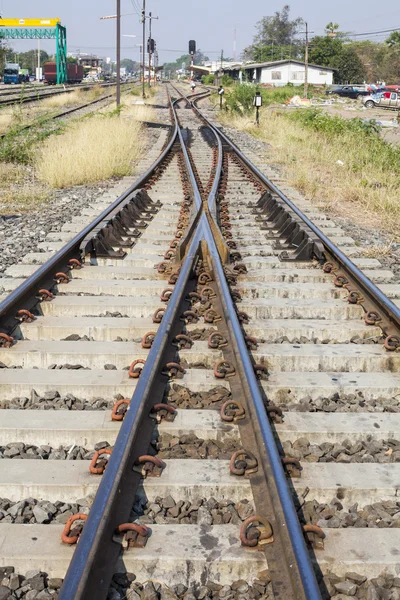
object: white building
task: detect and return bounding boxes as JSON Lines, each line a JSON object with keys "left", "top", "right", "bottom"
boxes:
{"left": 224, "top": 60, "right": 334, "bottom": 87}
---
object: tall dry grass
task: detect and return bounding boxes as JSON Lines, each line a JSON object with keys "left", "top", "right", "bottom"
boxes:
{"left": 220, "top": 109, "right": 400, "bottom": 237}
{"left": 41, "top": 85, "right": 106, "bottom": 108}
{"left": 35, "top": 114, "right": 144, "bottom": 188}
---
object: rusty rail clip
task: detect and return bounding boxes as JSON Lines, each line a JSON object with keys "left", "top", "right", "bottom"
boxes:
{"left": 37, "top": 289, "right": 54, "bottom": 301}
{"left": 0, "top": 333, "right": 14, "bottom": 348}
{"left": 245, "top": 336, "right": 258, "bottom": 350}
{"left": 160, "top": 288, "right": 174, "bottom": 302}
{"left": 128, "top": 359, "right": 146, "bottom": 378}
{"left": 282, "top": 457, "right": 302, "bottom": 478}
{"left": 198, "top": 272, "right": 213, "bottom": 285}
{"left": 89, "top": 448, "right": 112, "bottom": 474}
{"left": 15, "top": 309, "right": 36, "bottom": 323}
{"left": 141, "top": 331, "right": 157, "bottom": 349}
{"left": 230, "top": 449, "right": 258, "bottom": 476}
{"left": 162, "top": 362, "right": 185, "bottom": 378}
{"left": 266, "top": 405, "right": 283, "bottom": 424}
{"left": 240, "top": 515, "right": 273, "bottom": 547}
{"left": 208, "top": 332, "right": 228, "bottom": 349}
{"left": 303, "top": 524, "right": 325, "bottom": 550}
{"left": 364, "top": 311, "right": 382, "bottom": 326}
{"left": 214, "top": 360, "right": 236, "bottom": 379}
{"left": 172, "top": 334, "right": 193, "bottom": 349}
{"left": 149, "top": 403, "right": 177, "bottom": 423}
{"left": 384, "top": 335, "right": 400, "bottom": 351}
{"left": 54, "top": 272, "right": 69, "bottom": 284}
{"left": 61, "top": 514, "right": 88, "bottom": 545}
{"left": 152, "top": 308, "right": 166, "bottom": 323}
{"left": 253, "top": 363, "right": 269, "bottom": 379}
{"left": 133, "top": 455, "right": 165, "bottom": 478}
{"left": 114, "top": 523, "right": 150, "bottom": 549}
{"left": 111, "top": 399, "right": 130, "bottom": 421}
{"left": 204, "top": 309, "right": 222, "bottom": 324}
{"left": 220, "top": 400, "right": 245, "bottom": 423}
{"left": 180, "top": 310, "right": 199, "bottom": 324}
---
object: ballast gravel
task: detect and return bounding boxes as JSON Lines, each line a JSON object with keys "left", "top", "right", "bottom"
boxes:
{"left": 166, "top": 384, "right": 231, "bottom": 409}
{"left": 280, "top": 392, "right": 400, "bottom": 413}
{"left": 0, "top": 184, "right": 112, "bottom": 275}
{"left": 153, "top": 434, "right": 239, "bottom": 460}
{"left": 132, "top": 496, "right": 254, "bottom": 526}
{"left": 0, "top": 567, "right": 61, "bottom": 599}
{"left": 282, "top": 437, "right": 400, "bottom": 463}
{"left": 0, "top": 496, "right": 93, "bottom": 525}
{"left": 0, "top": 441, "right": 110, "bottom": 460}
{"left": 108, "top": 576, "right": 273, "bottom": 600}
{"left": 300, "top": 498, "right": 400, "bottom": 529}
{"left": 0, "top": 391, "right": 114, "bottom": 410}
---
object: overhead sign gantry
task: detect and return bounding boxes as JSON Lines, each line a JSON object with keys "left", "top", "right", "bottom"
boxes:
{"left": 0, "top": 18, "right": 67, "bottom": 84}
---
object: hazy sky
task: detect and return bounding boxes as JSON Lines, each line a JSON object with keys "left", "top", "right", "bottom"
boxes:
{"left": 2, "top": 0, "right": 400, "bottom": 64}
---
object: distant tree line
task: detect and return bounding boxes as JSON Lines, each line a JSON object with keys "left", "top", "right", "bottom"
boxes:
{"left": 242, "top": 4, "right": 400, "bottom": 84}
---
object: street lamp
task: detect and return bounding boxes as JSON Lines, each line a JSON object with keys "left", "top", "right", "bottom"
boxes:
{"left": 253, "top": 91, "right": 262, "bottom": 127}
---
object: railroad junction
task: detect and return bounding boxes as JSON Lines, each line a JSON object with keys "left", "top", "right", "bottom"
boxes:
{"left": 0, "top": 54, "right": 399, "bottom": 600}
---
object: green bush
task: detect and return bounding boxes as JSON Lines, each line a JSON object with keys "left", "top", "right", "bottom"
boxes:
{"left": 285, "top": 108, "right": 400, "bottom": 175}
{"left": 221, "top": 74, "right": 234, "bottom": 87}
{"left": 224, "top": 83, "right": 259, "bottom": 115}
{"left": 202, "top": 74, "right": 215, "bottom": 85}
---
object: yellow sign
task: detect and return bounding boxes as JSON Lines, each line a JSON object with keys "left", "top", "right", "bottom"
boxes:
{"left": 0, "top": 18, "right": 60, "bottom": 27}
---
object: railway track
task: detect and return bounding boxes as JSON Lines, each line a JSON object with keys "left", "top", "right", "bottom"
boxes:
{"left": 0, "top": 81, "right": 130, "bottom": 107}
{"left": 0, "top": 82, "right": 398, "bottom": 600}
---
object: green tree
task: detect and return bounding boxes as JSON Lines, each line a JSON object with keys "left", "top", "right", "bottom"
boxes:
{"left": 332, "top": 45, "right": 366, "bottom": 83}
{"left": 15, "top": 49, "right": 49, "bottom": 72}
{"left": 386, "top": 31, "right": 400, "bottom": 47}
{"left": 243, "top": 5, "right": 303, "bottom": 61}
{"left": 309, "top": 34, "right": 366, "bottom": 83}
{"left": 121, "top": 58, "right": 139, "bottom": 74}
{"left": 325, "top": 22, "right": 340, "bottom": 36}
{"left": 163, "top": 49, "right": 209, "bottom": 77}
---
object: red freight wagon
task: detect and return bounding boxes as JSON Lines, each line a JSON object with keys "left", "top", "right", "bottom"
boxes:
{"left": 44, "top": 62, "right": 84, "bottom": 84}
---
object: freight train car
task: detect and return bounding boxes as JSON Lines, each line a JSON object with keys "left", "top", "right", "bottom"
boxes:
{"left": 44, "top": 62, "right": 84, "bottom": 84}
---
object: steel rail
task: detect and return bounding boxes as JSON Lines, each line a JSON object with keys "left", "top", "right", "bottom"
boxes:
{"left": 0, "top": 87, "right": 135, "bottom": 142}
{"left": 59, "top": 84, "right": 320, "bottom": 598}
{"left": 193, "top": 94, "right": 400, "bottom": 331}
{"left": 59, "top": 227, "right": 203, "bottom": 599}
{"left": 176, "top": 84, "right": 321, "bottom": 599}
{"left": 0, "top": 99, "right": 178, "bottom": 334}
{"left": 0, "top": 81, "right": 131, "bottom": 107}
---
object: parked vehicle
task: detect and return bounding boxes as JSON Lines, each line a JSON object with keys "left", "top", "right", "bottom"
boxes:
{"left": 44, "top": 62, "right": 84, "bottom": 84}
{"left": 19, "top": 69, "right": 30, "bottom": 83}
{"left": 325, "top": 85, "right": 371, "bottom": 100}
{"left": 363, "top": 91, "right": 400, "bottom": 109}
{"left": 4, "top": 63, "right": 21, "bottom": 84}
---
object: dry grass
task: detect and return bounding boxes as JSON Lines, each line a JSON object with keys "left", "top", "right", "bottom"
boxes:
{"left": 35, "top": 113, "right": 145, "bottom": 188}
{"left": 0, "top": 110, "right": 14, "bottom": 134}
{"left": 357, "top": 241, "right": 395, "bottom": 258}
{"left": 220, "top": 109, "right": 400, "bottom": 238}
{"left": 41, "top": 85, "right": 107, "bottom": 109}
{"left": 0, "top": 163, "right": 50, "bottom": 214}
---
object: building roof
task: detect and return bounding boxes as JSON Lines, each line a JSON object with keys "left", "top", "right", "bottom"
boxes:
{"left": 225, "top": 59, "right": 334, "bottom": 72}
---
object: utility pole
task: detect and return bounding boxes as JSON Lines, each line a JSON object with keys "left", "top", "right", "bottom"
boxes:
{"left": 304, "top": 22, "right": 309, "bottom": 99}
{"left": 148, "top": 12, "right": 152, "bottom": 87}
{"left": 142, "top": 0, "right": 146, "bottom": 98}
{"left": 37, "top": 39, "right": 40, "bottom": 80}
{"left": 116, "top": 0, "right": 121, "bottom": 106}
{"left": 147, "top": 13, "right": 159, "bottom": 87}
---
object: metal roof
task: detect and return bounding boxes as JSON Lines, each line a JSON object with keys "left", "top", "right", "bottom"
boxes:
{"left": 224, "top": 59, "right": 334, "bottom": 72}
